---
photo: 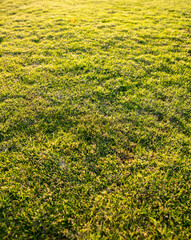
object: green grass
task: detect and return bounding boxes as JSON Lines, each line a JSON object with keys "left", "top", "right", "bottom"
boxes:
{"left": 0, "top": 0, "right": 191, "bottom": 239}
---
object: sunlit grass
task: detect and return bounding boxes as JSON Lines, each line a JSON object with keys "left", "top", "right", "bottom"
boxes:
{"left": 0, "top": 0, "right": 191, "bottom": 239}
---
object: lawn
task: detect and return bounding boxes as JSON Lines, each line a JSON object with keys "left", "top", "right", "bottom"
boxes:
{"left": 0, "top": 0, "right": 191, "bottom": 239}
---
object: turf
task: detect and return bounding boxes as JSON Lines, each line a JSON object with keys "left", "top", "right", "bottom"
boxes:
{"left": 0, "top": 0, "right": 191, "bottom": 239}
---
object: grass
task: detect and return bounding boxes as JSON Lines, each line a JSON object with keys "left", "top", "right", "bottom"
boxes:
{"left": 0, "top": 0, "right": 191, "bottom": 239}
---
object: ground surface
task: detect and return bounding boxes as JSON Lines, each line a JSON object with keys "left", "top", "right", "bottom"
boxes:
{"left": 0, "top": 0, "right": 191, "bottom": 239}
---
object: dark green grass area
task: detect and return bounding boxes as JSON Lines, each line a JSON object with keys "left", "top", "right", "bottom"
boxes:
{"left": 0, "top": 0, "right": 191, "bottom": 239}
